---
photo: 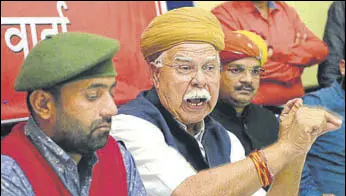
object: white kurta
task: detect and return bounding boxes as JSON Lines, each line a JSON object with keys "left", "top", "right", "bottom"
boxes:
{"left": 111, "top": 114, "right": 266, "bottom": 196}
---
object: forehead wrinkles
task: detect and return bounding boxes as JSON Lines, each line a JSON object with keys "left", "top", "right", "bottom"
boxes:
{"left": 165, "top": 44, "right": 218, "bottom": 62}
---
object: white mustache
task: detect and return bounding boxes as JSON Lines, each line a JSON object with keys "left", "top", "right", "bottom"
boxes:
{"left": 183, "top": 89, "right": 211, "bottom": 102}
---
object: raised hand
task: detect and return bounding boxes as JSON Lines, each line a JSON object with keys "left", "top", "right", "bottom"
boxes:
{"left": 280, "top": 104, "right": 342, "bottom": 155}
{"left": 278, "top": 98, "right": 303, "bottom": 140}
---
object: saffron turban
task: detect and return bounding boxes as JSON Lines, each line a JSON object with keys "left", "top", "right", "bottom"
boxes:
{"left": 220, "top": 30, "right": 268, "bottom": 66}
{"left": 140, "top": 7, "right": 225, "bottom": 60}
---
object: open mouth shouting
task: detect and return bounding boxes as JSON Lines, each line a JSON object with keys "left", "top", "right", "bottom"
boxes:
{"left": 183, "top": 89, "right": 211, "bottom": 110}
{"left": 186, "top": 97, "right": 208, "bottom": 106}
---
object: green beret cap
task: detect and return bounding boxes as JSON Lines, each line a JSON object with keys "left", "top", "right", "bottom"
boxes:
{"left": 14, "top": 32, "right": 120, "bottom": 91}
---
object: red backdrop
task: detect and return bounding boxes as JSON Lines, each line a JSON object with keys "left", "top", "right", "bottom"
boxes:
{"left": 1, "top": 1, "right": 158, "bottom": 122}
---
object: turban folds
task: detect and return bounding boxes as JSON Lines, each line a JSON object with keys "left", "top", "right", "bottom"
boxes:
{"left": 140, "top": 7, "right": 225, "bottom": 60}
{"left": 220, "top": 30, "right": 268, "bottom": 66}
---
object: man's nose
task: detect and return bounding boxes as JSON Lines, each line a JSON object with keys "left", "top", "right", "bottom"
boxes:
{"left": 239, "top": 70, "right": 253, "bottom": 83}
{"left": 100, "top": 94, "right": 118, "bottom": 118}
{"left": 191, "top": 67, "right": 207, "bottom": 88}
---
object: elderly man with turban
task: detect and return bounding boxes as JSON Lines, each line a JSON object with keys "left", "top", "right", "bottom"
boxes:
{"left": 211, "top": 30, "right": 279, "bottom": 156}
{"left": 111, "top": 7, "right": 342, "bottom": 196}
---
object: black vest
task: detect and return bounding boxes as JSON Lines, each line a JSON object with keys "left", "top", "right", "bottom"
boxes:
{"left": 211, "top": 100, "right": 279, "bottom": 156}
{"left": 118, "top": 88, "right": 231, "bottom": 171}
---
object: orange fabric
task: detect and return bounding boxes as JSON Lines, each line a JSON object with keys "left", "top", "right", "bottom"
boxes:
{"left": 220, "top": 30, "right": 268, "bottom": 66}
{"left": 256, "top": 77, "right": 305, "bottom": 106}
{"left": 249, "top": 151, "right": 273, "bottom": 187}
{"left": 212, "top": 1, "right": 328, "bottom": 105}
{"left": 140, "top": 7, "right": 224, "bottom": 59}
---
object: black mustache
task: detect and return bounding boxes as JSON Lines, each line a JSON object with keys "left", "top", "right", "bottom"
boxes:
{"left": 235, "top": 85, "right": 254, "bottom": 92}
{"left": 90, "top": 117, "right": 112, "bottom": 132}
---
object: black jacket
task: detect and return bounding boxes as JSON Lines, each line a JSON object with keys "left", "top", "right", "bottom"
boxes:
{"left": 119, "top": 88, "right": 232, "bottom": 171}
{"left": 211, "top": 101, "right": 279, "bottom": 156}
{"left": 318, "top": 1, "right": 345, "bottom": 88}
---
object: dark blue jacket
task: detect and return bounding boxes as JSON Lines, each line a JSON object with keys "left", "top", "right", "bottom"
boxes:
{"left": 118, "top": 88, "right": 231, "bottom": 171}
{"left": 318, "top": 1, "right": 345, "bottom": 88}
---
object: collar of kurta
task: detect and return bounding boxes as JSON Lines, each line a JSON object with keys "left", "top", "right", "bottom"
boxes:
{"left": 141, "top": 88, "right": 231, "bottom": 171}
{"left": 174, "top": 118, "right": 205, "bottom": 137}
{"left": 248, "top": 1, "right": 278, "bottom": 13}
{"left": 24, "top": 117, "right": 98, "bottom": 166}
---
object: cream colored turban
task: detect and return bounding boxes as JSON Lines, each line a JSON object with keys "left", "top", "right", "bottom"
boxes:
{"left": 140, "top": 7, "right": 225, "bottom": 60}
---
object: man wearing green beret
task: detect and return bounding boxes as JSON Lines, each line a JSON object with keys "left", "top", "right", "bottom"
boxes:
{"left": 111, "top": 7, "right": 342, "bottom": 196}
{"left": 1, "top": 32, "right": 146, "bottom": 196}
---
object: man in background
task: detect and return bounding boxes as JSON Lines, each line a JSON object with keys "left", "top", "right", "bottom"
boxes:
{"left": 211, "top": 30, "right": 278, "bottom": 156}
{"left": 212, "top": 1, "right": 328, "bottom": 106}
{"left": 318, "top": 1, "right": 345, "bottom": 88}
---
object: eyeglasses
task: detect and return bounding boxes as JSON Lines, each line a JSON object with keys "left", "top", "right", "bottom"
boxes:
{"left": 158, "top": 62, "right": 221, "bottom": 78}
{"left": 223, "top": 65, "right": 265, "bottom": 77}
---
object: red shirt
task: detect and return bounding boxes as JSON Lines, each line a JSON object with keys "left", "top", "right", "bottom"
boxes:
{"left": 212, "top": 1, "right": 328, "bottom": 105}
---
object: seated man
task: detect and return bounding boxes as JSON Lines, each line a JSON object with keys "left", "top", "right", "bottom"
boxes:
{"left": 1, "top": 32, "right": 146, "bottom": 196}
{"left": 211, "top": 30, "right": 279, "bottom": 156}
{"left": 300, "top": 59, "right": 345, "bottom": 196}
{"left": 111, "top": 7, "right": 342, "bottom": 196}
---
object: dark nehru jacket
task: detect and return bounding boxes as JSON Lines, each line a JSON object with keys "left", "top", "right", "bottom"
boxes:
{"left": 211, "top": 100, "right": 279, "bottom": 156}
{"left": 118, "top": 88, "right": 232, "bottom": 172}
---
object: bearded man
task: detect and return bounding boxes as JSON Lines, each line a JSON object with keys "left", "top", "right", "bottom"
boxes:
{"left": 1, "top": 32, "right": 146, "bottom": 196}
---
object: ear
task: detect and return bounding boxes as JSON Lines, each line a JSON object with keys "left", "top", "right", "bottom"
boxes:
{"left": 339, "top": 59, "right": 345, "bottom": 76}
{"left": 29, "top": 90, "right": 56, "bottom": 120}
{"left": 150, "top": 62, "right": 161, "bottom": 89}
